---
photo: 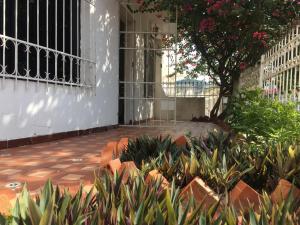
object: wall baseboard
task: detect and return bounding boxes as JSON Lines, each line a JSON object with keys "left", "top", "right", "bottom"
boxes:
{"left": 0, "top": 125, "right": 119, "bottom": 150}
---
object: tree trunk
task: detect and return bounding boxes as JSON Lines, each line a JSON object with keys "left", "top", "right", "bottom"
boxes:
{"left": 209, "top": 82, "right": 234, "bottom": 119}
{"left": 210, "top": 90, "right": 223, "bottom": 119}
{"left": 209, "top": 72, "right": 240, "bottom": 119}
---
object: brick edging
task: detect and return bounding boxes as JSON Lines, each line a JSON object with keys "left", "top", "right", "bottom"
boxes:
{"left": 0, "top": 124, "right": 119, "bottom": 150}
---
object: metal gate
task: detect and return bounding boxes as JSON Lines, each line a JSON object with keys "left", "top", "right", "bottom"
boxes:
{"left": 261, "top": 24, "right": 300, "bottom": 111}
{"left": 118, "top": 0, "right": 178, "bottom": 127}
{"left": 118, "top": 1, "right": 221, "bottom": 127}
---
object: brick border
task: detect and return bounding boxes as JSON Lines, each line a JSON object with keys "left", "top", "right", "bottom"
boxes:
{"left": 0, "top": 125, "right": 119, "bottom": 150}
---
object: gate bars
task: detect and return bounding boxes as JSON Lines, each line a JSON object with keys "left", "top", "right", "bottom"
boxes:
{"left": 261, "top": 24, "right": 300, "bottom": 109}
{"left": 0, "top": 0, "right": 96, "bottom": 89}
{"left": 119, "top": 0, "right": 178, "bottom": 127}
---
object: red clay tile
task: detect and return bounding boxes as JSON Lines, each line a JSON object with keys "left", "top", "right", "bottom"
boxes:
{"left": 0, "top": 122, "right": 219, "bottom": 207}
{"left": 107, "top": 158, "right": 122, "bottom": 174}
{"left": 271, "top": 179, "right": 300, "bottom": 203}
{"left": 229, "top": 180, "right": 261, "bottom": 212}
{"left": 145, "top": 170, "right": 169, "bottom": 189}
{"left": 181, "top": 177, "right": 219, "bottom": 208}
{"left": 104, "top": 141, "right": 118, "bottom": 156}
{"left": 0, "top": 189, "right": 17, "bottom": 215}
{"left": 174, "top": 136, "right": 187, "bottom": 147}
{"left": 118, "top": 161, "right": 139, "bottom": 183}
{"left": 117, "top": 138, "right": 129, "bottom": 155}
{"left": 0, "top": 194, "right": 12, "bottom": 215}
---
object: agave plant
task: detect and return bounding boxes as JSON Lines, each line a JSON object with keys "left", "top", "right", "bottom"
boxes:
{"left": 248, "top": 191, "right": 300, "bottom": 225}
{"left": 0, "top": 180, "right": 96, "bottom": 225}
{"left": 120, "top": 135, "right": 181, "bottom": 168}
{"left": 0, "top": 172, "right": 222, "bottom": 225}
{"left": 1, "top": 171, "right": 299, "bottom": 225}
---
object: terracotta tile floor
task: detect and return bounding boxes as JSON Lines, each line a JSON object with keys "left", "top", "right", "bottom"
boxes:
{"left": 0, "top": 122, "right": 219, "bottom": 214}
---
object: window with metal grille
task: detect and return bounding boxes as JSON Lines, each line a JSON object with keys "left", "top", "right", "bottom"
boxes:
{"left": 0, "top": 0, "right": 95, "bottom": 87}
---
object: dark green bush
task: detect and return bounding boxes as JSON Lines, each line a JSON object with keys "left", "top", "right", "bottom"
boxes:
{"left": 225, "top": 89, "right": 300, "bottom": 143}
{"left": 120, "top": 135, "right": 181, "bottom": 168}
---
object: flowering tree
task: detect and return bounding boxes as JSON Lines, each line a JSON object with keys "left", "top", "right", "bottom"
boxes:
{"left": 139, "top": 0, "right": 300, "bottom": 118}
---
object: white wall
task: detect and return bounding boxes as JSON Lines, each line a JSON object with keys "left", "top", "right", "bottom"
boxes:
{"left": 0, "top": 0, "right": 120, "bottom": 141}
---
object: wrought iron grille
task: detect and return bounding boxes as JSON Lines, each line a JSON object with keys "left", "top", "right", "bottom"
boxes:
{"left": 0, "top": 0, "right": 96, "bottom": 87}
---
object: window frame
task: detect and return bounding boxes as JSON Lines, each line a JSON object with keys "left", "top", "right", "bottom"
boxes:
{"left": 0, "top": 0, "right": 96, "bottom": 88}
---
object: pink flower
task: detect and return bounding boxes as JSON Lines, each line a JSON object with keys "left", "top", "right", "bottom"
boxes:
{"left": 261, "top": 40, "right": 268, "bottom": 48}
{"left": 272, "top": 10, "right": 280, "bottom": 17}
{"left": 239, "top": 62, "right": 247, "bottom": 71}
{"left": 183, "top": 3, "right": 193, "bottom": 12}
{"left": 253, "top": 31, "right": 268, "bottom": 40}
{"left": 207, "top": 7, "right": 213, "bottom": 14}
{"left": 213, "top": 1, "right": 222, "bottom": 10}
{"left": 199, "top": 18, "right": 216, "bottom": 32}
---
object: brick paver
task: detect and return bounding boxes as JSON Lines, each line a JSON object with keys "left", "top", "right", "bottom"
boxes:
{"left": 0, "top": 122, "right": 218, "bottom": 214}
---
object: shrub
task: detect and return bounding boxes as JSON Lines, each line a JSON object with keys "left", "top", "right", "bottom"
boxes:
{"left": 1, "top": 174, "right": 299, "bottom": 225}
{"left": 121, "top": 134, "right": 300, "bottom": 194}
{"left": 225, "top": 89, "right": 300, "bottom": 143}
{"left": 120, "top": 135, "right": 181, "bottom": 168}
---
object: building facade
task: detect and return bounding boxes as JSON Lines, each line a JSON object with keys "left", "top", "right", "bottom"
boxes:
{"left": 0, "top": 0, "right": 120, "bottom": 141}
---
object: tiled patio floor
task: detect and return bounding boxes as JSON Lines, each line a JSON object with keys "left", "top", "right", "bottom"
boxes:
{"left": 0, "top": 122, "right": 219, "bottom": 214}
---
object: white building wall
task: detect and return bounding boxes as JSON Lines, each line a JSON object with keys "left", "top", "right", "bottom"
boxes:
{"left": 0, "top": 0, "right": 120, "bottom": 141}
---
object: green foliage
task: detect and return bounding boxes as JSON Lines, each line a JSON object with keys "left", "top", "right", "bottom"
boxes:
{"left": 121, "top": 132, "right": 300, "bottom": 195}
{"left": 226, "top": 89, "right": 300, "bottom": 143}
{"left": 1, "top": 174, "right": 299, "bottom": 225}
{"left": 138, "top": 0, "right": 300, "bottom": 117}
{"left": 120, "top": 136, "right": 180, "bottom": 168}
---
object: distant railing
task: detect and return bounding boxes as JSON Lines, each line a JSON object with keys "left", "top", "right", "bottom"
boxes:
{"left": 260, "top": 24, "right": 300, "bottom": 109}
{"left": 162, "top": 81, "right": 219, "bottom": 98}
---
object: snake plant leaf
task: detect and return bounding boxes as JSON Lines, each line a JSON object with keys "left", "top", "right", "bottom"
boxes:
{"left": 165, "top": 190, "right": 177, "bottom": 225}
{"left": 259, "top": 209, "right": 268, "bottom": 225}
{"left": 178, "top": 198, "right": 191, "bottom": 225}
{"left": 57, "top": 193, "right": 71, "bottom": 225}
{"left": 224, "top": 207, "right": 237, "bottom": 225}
{"left": 278, "top": 189, "right": 294, "bottom": 225}
{"left": 155, "top": 206, "right": 164, "bottom": 225}
{"left": 72, "top": 215, "right": 88, "bottom": 225}
{"left": 19, "top": 184, "right": 30, "bottom": 220}
{"left": 207, "top": 201, "right": 220, "bottom": 221}
{"left": 28, "top": 196, "right": 42, "bottom": 225}
{"left": 39, "top": 193, "right": 54, "bottom": 225}
{"left": 11, "top": 199, "right": 21, "bottom": 225}
{"left": 0, "top": 214, "right": 6, "bottom": 225}
{"left": 212, "top": 149, "right": 218, "bottom": 169}
{"left": 189, "top": 152, "right": 200, "bottom": 176}
{"left": 117, "top": 205, "right": 124, "bottom": 225}
{"left": 83, "top": 186, "right": 95, "bottom": 210}
{"left": 134, "top": 201, "right": 145, "bottom": 225}
{"left": 249, "top": 209, "right": 258, "bottom": 225}
{"left": 199, "top": 214, "right": 208, "bottom": 225}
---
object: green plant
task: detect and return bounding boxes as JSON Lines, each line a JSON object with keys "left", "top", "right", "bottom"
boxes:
{"left": 120, "top": 135, "right": 182, "bottom": 168}
{"left": 0, "top": 173, "right": 222, "bottom": 225}
{"left": 226, "top": 89, "right": 300, "bottom": 143}
{"left": 122, "top": 133, "right": 300, "bottom": 196}
{"left": 139, "top": 133, "right": 252, "bottom": 194}
{"left": 138, "top": 0, "right": 299, "bottom": 118}
{"left": 1, "top": 174, "right": 299, "bottom": 225}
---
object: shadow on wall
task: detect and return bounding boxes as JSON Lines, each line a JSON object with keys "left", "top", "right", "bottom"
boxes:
{"left": 0, "top": 0, "right": 119, "bottom": 140}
